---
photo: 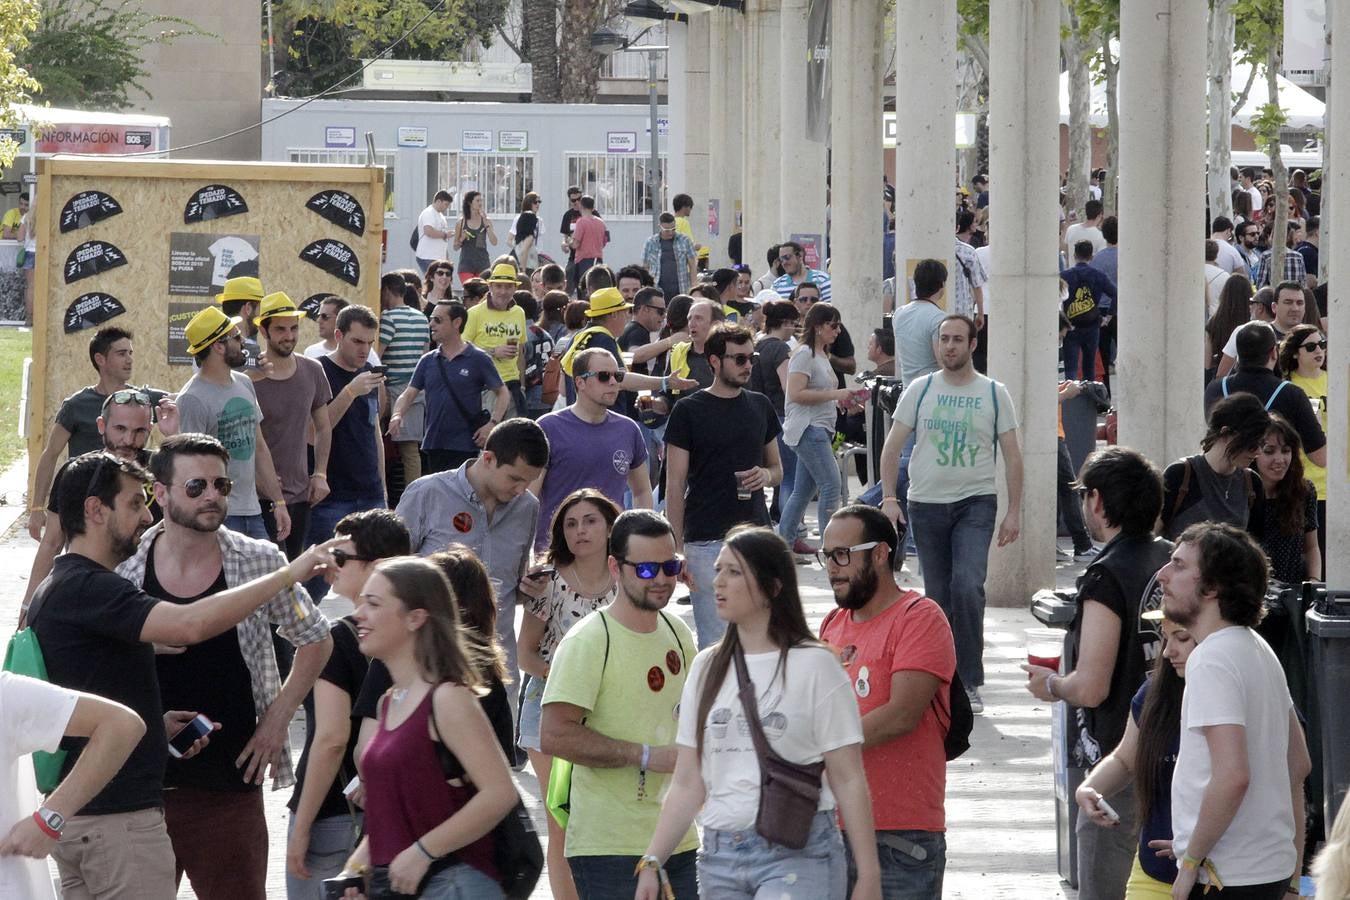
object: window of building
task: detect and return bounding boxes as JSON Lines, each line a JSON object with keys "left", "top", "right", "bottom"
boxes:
{"left": 564, "top": 153, "right": 667, "bottom": 219}
{"left": 428, "top": 152, "right": 536, "bottom": 217}
{"left": 287, "top": 148, "right": 396, "bottom": 213}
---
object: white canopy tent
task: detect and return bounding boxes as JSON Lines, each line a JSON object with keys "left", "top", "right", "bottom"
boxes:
{"left": 1058, "top": 58, "right": 1324, "bottom": 130}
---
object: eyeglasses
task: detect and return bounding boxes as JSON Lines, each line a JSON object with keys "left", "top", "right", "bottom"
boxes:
{"left": 815, "top": 541, "right": 881, "bottom": 567}
{"left": 83, "top": 452, "right": 151, "bottom": 507}
{"left": 318, "top": 312, "right": 336, "bottom": 321}
{"left": 101, "top": 389, "right": 152, "bottom": 416}
{"left": 618, "top": 557, "right": 685, "bottom": 579}
{"left": 720, "top": 353, "right": 755, "bottom": 366}
{"left": 580, "top": 371, "right": 618, "bottom": 383}
{"left": 644, "top": 305, "right": 667, "bottom": 314}
{"left": 170, "top": 477, "right": 233, "bottom": 498}
{"left": 1300, "top": 340, "right": 1327, "bottom": 352}
{"left": 778, "top": 254, "right": 798, "bottom": 263}
{"left": 332, "top": 548, "right": 375, "bottom": 568}
{"left": 433, "top": 269, "right": 453, "bottom": 277}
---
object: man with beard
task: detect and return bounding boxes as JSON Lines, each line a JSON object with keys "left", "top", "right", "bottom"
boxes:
{"left": 251, "top": 293, "right": 333, "bottom": 559}
{"left": 178, "top": 306, "right": 290, "bottom": 543}
{"left": 25, "top": 451, "right": 336, "bottom": 899}
{"left": 818, "top": 504, "right": 955, "bottom": 897}
{"left": 664, "top": 323, "right": 783, "bottom": 648}
{"left": 115, "top": 433, "right": 334, "bottom": 898}
{"left": 878, "top": 314, "right": 1023, "bottom": 713}
{"left": 541, "top": 509, "right": 699, "bottom": 900}
{"left": 1156, "top": 523, "right": 1310, "bottom": 900}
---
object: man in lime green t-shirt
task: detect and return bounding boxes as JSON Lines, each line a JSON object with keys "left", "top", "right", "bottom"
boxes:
{"left": 464, "top": 262, "right": 528, "bottom": 415}
{"left": 672, "top": 192, "right": 707, "bottom": 269}
{"left": 541, "top": 509, "right": 699, "bottom": 898}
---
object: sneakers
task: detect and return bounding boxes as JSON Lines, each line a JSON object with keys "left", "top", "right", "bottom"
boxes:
{"left": 965, "top": 687, "right": 984, "bottom": 714}
{"left": 1056, "top": 546, "right": 1073, "bottom": 561}
{"left": 1073, "top": 547, "right": 1100, "bottom": 563}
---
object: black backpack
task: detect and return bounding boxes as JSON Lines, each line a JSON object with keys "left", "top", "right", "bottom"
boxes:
{"left": 409, "top": 223, "right": 420, "bottom": 252}
{"left": 822, "top": 599, "right": 973, "bottom": 761}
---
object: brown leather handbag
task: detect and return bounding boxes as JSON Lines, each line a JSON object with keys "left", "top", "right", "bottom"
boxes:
{"left": 732, "top": 643, "right": 824, "bottom": 850}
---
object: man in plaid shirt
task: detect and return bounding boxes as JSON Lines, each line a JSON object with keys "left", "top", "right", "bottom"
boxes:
{"left": 116, "top": 433, "right": 332, "bottom": 898}
{"left": 1254, "top": 220, "right": 1307, "bottom": 288}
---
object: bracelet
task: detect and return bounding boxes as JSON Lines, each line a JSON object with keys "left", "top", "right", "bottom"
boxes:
{"left": 881, "top": 495, "right": 898, "bottom": 503}
{"left": 640, "top": 743, "right": 651, "bottom": 771}
{"left": 415, "top": 838, "right": 440, "bottom": 861}
{"left": 661, "top": 376, "right": 670, "bottom": 392}
{"left": 311, "top": 473, "right": 327, "bottom": 480}
{"left": 274, "top": 499, "right": 287, "bottom": 507}
{"left": 1180, "top": 851, "right": 1203, "bottom": 871}
{"left": 634, "top": 855, "right": 662, "bottom": 876}
{"left": 276, "top": 565, "right": 296, "bottom": 591}
{"left": 1046, "top": 673, "right": 1060, "bottom": 700}
{"left": 1289, "top": 877, "right": 1302, "bottom": 895}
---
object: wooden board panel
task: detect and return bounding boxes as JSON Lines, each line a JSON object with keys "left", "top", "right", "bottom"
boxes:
{"left": 26, "top": 155, "right": 384, "bottom": 496}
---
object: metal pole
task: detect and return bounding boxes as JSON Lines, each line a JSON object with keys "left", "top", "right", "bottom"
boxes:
{"left": 649, "top": 50, "right": 661, "bottom": 231}
{"left": 265, "top": 0, "right": 277, "bottom": 93}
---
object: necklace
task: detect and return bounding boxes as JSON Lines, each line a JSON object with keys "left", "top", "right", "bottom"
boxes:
{"left": 391, "top": 686, "right": 410, "bottom": 705}
{"left": 568, "top": 563, "right": 611, "bottom": 598}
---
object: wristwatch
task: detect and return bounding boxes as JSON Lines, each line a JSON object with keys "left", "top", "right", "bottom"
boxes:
{"left": 34, "top": 806, "right": 65, "bottom": 838}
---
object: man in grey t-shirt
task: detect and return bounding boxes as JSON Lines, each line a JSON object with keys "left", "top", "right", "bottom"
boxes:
{"left": 176, "top": 306, "right": 290, "bottom": 543}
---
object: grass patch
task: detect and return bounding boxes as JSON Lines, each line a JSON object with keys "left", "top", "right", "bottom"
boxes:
{"left": 0, "top": 328, "right": 31, "bottom": 470}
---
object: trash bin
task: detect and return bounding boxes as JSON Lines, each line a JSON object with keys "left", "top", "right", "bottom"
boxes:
{"left": 1306, "top": 588, "right": 1350, "bottom": 831}
{"left": 1031, "top": 589, "right": 1080, "bottom": 889}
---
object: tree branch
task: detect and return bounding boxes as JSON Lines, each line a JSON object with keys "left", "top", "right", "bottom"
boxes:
{"left": 1231, "top": 60, "right": 1258, "bottom": 117}
{"left": 494, "top": 21, "right": 522, "bottom": 59}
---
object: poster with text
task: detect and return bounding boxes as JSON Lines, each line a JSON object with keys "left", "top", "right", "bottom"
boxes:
{"left": 168, "top": 232, "right": 260, "bottom": 296}
{"left": 167, "top": 299, "right": 209, "bottom": 365}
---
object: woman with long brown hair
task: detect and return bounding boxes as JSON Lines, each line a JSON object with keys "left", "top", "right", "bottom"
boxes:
{"left": 453, "top": 191, "right": 497, "bottom": 286}
{"left": 1204, "top": 274, "right": 1252, "bottom": 383}
{"left": 634, "top": 527, "right": 879, "bottom": 900}
{"left": 423, "top": 260, "right": 456, "bottom": 314}
{"left": 509, "top": 192, "right": 542, "bottom": 270}
{"left": 1249, "top": 415, "right": 1320, "bottom": 584}
{"left": 1278, "top": 324, "right": 1327, "bottom": 569}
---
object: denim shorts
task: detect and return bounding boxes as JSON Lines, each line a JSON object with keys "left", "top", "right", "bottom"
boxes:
{"left": 517, "top": 674, "right": 545, "bottom": 752}
{"left": 698, "top": 809, "right": 846, "bottom": 900}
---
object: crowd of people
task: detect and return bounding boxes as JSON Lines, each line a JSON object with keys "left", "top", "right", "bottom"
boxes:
{"left": 0, "top": 167, "right": 1347, "bottom": 900}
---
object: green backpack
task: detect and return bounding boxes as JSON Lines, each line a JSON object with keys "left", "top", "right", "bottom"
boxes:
{"left": 3, "top": 628, "right": 68, "bottom": 793}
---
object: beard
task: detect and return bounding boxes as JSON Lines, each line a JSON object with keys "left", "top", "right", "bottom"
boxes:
{"left": 167, "top": 499, "right": 224, "bottom": 534}
{"left": 622, "top": 574, "right": 671, "bottom": 611}
{"left": 225, "top": 344, "right": 247, "bottom": 367}
{"left": 1163, "top": 593, "right": 1200, "bottom": 628}
{"left": 108, "top": 519, "right": 144, "bottom": 563}
{"left": 833, "top": 559, "right": 879, "bottom": 611}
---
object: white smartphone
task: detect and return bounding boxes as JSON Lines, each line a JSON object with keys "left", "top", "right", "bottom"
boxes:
{"left": 343, "top": 775, "right": 361, "bottom": 798}
{"left": 1096, "top": 796, "right": 1121, "bottom": 824}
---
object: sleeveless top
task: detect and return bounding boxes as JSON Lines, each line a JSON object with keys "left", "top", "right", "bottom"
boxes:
{"left": 362, "top": 688, "right": 498, "bottom": 879}
{"left": 458, "top": 219, "right": 491, "bottom": 276}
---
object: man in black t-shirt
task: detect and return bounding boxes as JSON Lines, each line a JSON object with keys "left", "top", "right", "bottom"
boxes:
{"left": 665, "top": 323, "right": 783, "bottom": 648}
{"left": 27, "top": 451, "right": 334, "bottom": 899}
{"left": 114, "top": 434, "right": 334, "bottom": 898}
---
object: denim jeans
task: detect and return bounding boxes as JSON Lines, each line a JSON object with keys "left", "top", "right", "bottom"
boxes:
{"left": 417, "top": 862, "right": 503, "bottom": 899}
{"left": 908, "top": 494, "right": 998, "bottom": 687}
{"left": 776, "top": 425, "right": 840, "bottom": 543}
{"left": 263, "top": 501, "right": 312, "bottom": 561}
{"left": 1063, "top": 323, "right": 1101, "bottom": 380}
{"left": 845, "top": 829, "right": 946, "bottom": 900}
{"left": 685, "top": 540, "right": 727, "bottom": 649}
{"left": 699, "top": 810, "right": 845, "bottom": 900}
{"left": 303, "top": 493, "right": 386, "bottom": 602}
{"left": 568, "top": 849, "right": 698, "bottom": 900}
{"left": 1057, "top": 439, "right": 1093, "bottom": 553}
{"left": 1075, "top": 781, "right": 1138, "bottom": 900}
{"left": 225, "top": 513, "right": 271, "bottom": 541}
{"left": 771, "top": 431, "right": 798, "bottom": 524}
{"left": 284, "top": 813, "right": 361, "bottom": 899}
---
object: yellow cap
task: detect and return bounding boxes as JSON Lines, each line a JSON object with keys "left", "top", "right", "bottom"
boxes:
{"left": 185, "top": 306, "right": 243, "bottom": 355}
{"left": 584, "top": 287, "right": 634, "bottom": 318}
{"left": 254, "top": 291, "right": 304, "bottom": 326}
{"left": 486, "top": 262, "right": 520, "bottom": 284}
{"left": 218, "top": 276, "right": 264, "bottom": 304}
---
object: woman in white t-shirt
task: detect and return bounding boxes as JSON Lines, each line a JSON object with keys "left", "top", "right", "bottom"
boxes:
{"left": 776, "top": 303, "right": 855, "bottom": 554}
{"left": 634, "top": 526, "right": 880, "bottom": 900}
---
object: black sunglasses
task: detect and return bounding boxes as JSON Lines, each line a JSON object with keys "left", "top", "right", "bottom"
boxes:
{"left": 580, "top": 371, "right": 618, "bottom": 383}
{"left": 170, "top": 476, "right": 233, "bottom": 499}
{"left": 83, "top": 452, "right": 153, "bottom": 507}
{"left": 102, "top": 389, "right": 152, "bottom": 413}
{"left": 1300, "top": 340, "right": 1327, "bottom": 352}
{"left": 618, "top": 557, "right": 685, "bottom": 579}
{"left": 332, "top": 548, "right": 375, "bottom": 568}
{"left": 720, "top": 353, "right": 755, "bottom": 366}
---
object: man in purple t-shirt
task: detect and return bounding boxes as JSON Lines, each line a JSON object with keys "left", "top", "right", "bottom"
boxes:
{"left": 531, "top": 347, "right": 651, "bottom": 549}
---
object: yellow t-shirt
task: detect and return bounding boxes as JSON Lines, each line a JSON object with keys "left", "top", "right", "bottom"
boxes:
{"left": 1, "top": 208, "right": 22, "bottom": 234}
{"left": 674, "top": 215, "right": 708, "bottom": 261}
{"left": 463, "top": 302, "right": 527, "bottom": 384}
{"left": 1289, "top": 370, "right": 1327, "bottom": 499}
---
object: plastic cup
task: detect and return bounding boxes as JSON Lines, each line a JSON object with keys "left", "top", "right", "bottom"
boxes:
{"left": 1026, "top": 627, "right": 1064, "bottom": 673}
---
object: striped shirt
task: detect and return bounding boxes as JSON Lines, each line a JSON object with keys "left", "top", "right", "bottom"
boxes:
{"left": 378, "top": 306, "right": 431, "bottom": 390}
{"left": 772, "top": 268, "right": 833, "bottom": 302}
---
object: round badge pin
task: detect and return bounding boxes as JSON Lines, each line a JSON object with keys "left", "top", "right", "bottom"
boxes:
{"left": 856, "top": 677, "right": 870, "bottom": 698}
{"left": 452, "top": 511, "right": 473, "bottom": 533}
{"left": 665, "top": 649, "right": 682, "bottom": 675}
{"left": 647, "top": 666, "right": 666, "bottom": 692}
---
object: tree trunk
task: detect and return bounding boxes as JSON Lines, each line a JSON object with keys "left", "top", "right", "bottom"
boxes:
{"left": 1101, "top": 32, "right": 1119, "bottom": 215}
{"left": 524, "top": 0, "right": 560, "bottom": 102}
{"left": 1208, "top": 0, "right": 1235, "bottom": 224}
{"left": 558, "top": 0, "right": 626, "bottom": 103}
{"left": 1267, "top": 47, "right": 1289, "bottom": 282}
{"left": 1063, "top": 2, "right": 1091, "bottom": 224}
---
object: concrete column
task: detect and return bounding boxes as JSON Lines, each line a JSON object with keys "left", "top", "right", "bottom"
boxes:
{"left": 741, "top": 0, "right": 783, "bottom": 279}
{"left": 894, "top": 0, "right": 956, "bottom": 304}
{"left": 828, "top": 0, "right": 882, "bottom": 351}
{"left": 724, "top": 13, "right": 745, "bottom": 257}
{"left": 681, "top": 15, "right": 712, "bottom": 258}
{"left": 706, "top": 9, "right": 742, "bottom": 267}
{"left": 1116, "top": 0, "right": 1207, "bottom": 465}
{"left": 985, "top": 0, "right": 1060, "bottom": 606}
{"left": 1325, "top": 0, "right": 1350, "bottom": 584}
{"left": 778, "top": 0, "right": 827, "bottom": 255}
{"left": 666, "top": 22, "right": 688, "bottom": 209}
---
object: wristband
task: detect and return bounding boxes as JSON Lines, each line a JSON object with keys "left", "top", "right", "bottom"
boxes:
{"left": 661, "top": 376, "right": 670, "bottom": 393}
{"left": 1180, "top": 852, "right": 1202, "bottom": 871}
{"left": 311, "top": 473, "right": 327, "bottom": 480}
{"left": 32, "top": 811, "right": 61, "bottom": 839}
{"left": 415, "top": 839, "right": 439, "bottom": 861}
{"left": 881, "top": 496, "right": 898, "bottom": 503}
{"left": 1289, "top": 877, "right": 1301, "bottom": 895}
{"left": 274, "top": 499, "right": 287, "bottom": 507}
{"left": 1046, "top": 673, "right": 1060, "bottom": 700}
{"left": 640, "top": 743, "right": 651, "bottom": 771}
{"left": 276, "top": 565, "right": 296, "bottom": 591}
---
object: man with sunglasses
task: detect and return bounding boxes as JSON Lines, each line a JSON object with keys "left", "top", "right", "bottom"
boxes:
{"left": 541, "top": 509, "right": 699, "bottom": 900}
{"left": 771, "top": 240, "right": 832, "bottom": 302}
{"left": 818, "top": 504, "right": 956, "bottom": 897}
{"left": 29, "top": 326, "right": 169, "bottom": 542}
{"left": 114, "top": 433, "right": 334, "bottom": 898}
{"left": 642, "top": 212, "right": 698, "bottom": 300}
{"left": 532, "top": 348, "right": 651, "bottom": 550}
{"left": 25, "top": 451, "right": 336, "bottom": 899}
{"left": 664, "top": 323, "right": 783, "bottom": 648}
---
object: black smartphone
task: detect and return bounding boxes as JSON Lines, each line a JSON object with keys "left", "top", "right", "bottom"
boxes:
{"left": 168, "top": 714, "right": 212, "bottom": 759}
{"left": 322, "top": 873, "right": 365, "bottom": 899}
{"left": 369, "top": 365, "right": 388, "bottom": 376}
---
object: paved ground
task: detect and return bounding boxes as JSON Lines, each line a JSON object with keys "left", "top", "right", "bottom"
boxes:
{"left": 0, "top": 456, "right": 1085, "bottom": 898}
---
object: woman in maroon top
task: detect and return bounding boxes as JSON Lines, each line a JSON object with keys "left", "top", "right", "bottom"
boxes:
{"left": 339, "top": 557, "right": 516, "bottom": 898}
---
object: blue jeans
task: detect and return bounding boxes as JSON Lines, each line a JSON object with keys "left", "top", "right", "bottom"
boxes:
{"left": 517, "top": 674, "right": 545, "bottom": 751}
{"left": 569, "top": 849, "right": 698, "bottom": 900}
{"left": 303, "top": 493, "right": 385, "bottom": 602}
{"left": 845, "top": 830, "right": 946, "bottom": 900}
{"left": 418, "top": 862, "right": 504, "bottom": 899}
{"left": 685, "top": 540, "right": 727, "bottom": 649}
{"left": 284, "top": 813, "right": 361, "bottom": 899}
{"left": 771, "top": 431, "right": 798, "bottom": 523}
{"left": 699, "top": 810, "right": 845, "bottom": 900}
{"left": 908, "top": 494, "right": 997, "bottom": 688}
{"left": 225, "top": 513, "right": 270, "bottom": 540}
{"left": 1062, "top": 323, "right": 1100, "bottom": 380}
{"left": 776, "top": 425, "right": 840, "bottom": 543}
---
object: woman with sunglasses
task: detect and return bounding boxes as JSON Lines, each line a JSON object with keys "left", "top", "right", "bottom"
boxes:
{"left": 454, "top": 191, "right": 497, "bottom": 287}
{"left": 516, "top": 489, "right": 620, "bottom": 900}
{"left": 337, "top": 557, "right": 517, "bottom": 899}
{"left": 423, "top": 260, "right": 456, "bottom": 315}
{"left": 635, "top": 526, "right": 879, "bottom": 900}
{"left": 776, "top": 303, "right": 855, "bottom": 555}
{"left": 1278, "top": 324, "right": 1327, "bottom": 570}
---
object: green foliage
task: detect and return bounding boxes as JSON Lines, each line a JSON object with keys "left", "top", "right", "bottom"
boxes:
{"left": 0, "top": 0, "right": 41, "bottom": 168}
{"left": 16, "top": 0, "right": 209, "bottom": 110}
{"left": 1248, "top": 99, "right": 1288, "bottom": 146}
{"left": 957, "top": 0, "right": 988, "bottom": 42}
{"left": 1233, "top": 0, "right": 1281, "bottom": 64}
{"left": 1068, "top": 0, "right": 1119, "bottom": 76}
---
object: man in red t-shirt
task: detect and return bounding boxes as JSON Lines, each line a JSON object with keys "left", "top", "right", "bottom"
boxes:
{"left": 569, "top": 195, "right": 609, "bottom": 288}
{"left": 818, "top": 504, "right": 956, "bottom": 898}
